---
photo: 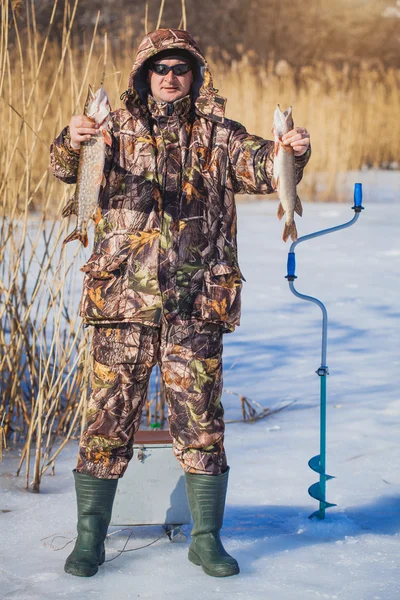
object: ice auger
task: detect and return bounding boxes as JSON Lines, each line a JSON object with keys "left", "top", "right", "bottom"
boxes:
{"left": 285, "top": 183, "right": 364, "bottom": 519}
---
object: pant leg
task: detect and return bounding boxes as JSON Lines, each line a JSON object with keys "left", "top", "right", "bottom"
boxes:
{"left": 76, "top": 323, "right": 159, "bottom": 479}
{"left": 159, "top": 321, "right": 227, "bottom": 475}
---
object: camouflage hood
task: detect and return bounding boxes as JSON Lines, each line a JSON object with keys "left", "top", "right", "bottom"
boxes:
{"left": 123, "top": 28, "right": 227, "bottom": 124}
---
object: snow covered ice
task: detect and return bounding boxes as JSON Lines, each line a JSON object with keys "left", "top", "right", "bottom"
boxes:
{"left": 1, "top": 181, "right": 399, "bottom": 600}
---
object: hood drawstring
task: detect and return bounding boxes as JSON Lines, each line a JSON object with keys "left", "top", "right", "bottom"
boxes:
{"left": 120, "top": 90, "right": 129, "bottom": 102}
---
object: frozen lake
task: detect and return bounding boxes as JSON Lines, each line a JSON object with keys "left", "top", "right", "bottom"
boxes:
{"left": 1, "top": 181, "right": 399, "bottom": 600}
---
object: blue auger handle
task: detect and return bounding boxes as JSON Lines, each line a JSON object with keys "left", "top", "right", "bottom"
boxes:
{"left": 353, "top": 182, "right": 364, "bottom": 211}
{"left": 286, "top": 252, "right": 296, "bottom": 280}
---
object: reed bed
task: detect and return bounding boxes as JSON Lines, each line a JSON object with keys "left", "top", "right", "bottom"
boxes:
{"left": 1, "top": 0, "right": 399, "bottom": 490}
{"left": 215, "top": 56, "right": 400, "bottom": 200}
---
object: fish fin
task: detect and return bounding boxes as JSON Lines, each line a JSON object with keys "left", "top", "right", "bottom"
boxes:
{"left": 92, "top": 206, "right": 102, "bottom": 225}
{"left": 63, "top": 229, "right": 89, "bottom": 248}
{"left": 282, "top": 222, "right": 298, "bottom": 243}
{"left": 102, "top": 128, "right": 112, "bottom": 147}
{"left": 277, "top": 201, "right": 285, "bottom": 220}
{"left": 274, "top": 140, "right": 280, "bottom": 157}
{"left": 295, "top": 195, "right": 303, "bottom": 216}
{"left": 285, "top": 106, "right": 292, "bottom": 120}
{"left": 272, "top": 175, "right": 280, "bottom": 192}
{"left": 61, "top": 195, "right": 77, "bottom": 218}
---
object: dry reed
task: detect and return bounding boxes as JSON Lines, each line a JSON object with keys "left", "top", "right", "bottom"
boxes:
{"left": 213, "top": 56, "right": 400, "bottom": 200}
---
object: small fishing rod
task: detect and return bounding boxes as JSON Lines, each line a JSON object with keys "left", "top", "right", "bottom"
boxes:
{"left": 285, "top": 183, "right": 364, "bottom": 519}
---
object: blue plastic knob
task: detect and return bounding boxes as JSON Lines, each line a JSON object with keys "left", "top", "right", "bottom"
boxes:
{"left": 354, "top": 183, "right": 363, "bottom": 207}
{"left": 287, "top": 252, "right": 296, "bottom": 277}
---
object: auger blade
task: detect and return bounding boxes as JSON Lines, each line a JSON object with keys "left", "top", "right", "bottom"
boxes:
{"left": 308, "top": 483, "right": 337, "bottom": 506}
{"left": 308, "top": 455, "right": 323, "bottom": 474}
{"left": 309, "top": 506, "right": 335, "bottom": 520}
{"left": 308, "top": 456, "right": 336, "bottom": 479}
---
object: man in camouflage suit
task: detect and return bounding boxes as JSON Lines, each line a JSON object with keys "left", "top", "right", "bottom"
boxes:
{"left": 51, "top": 28, "right": 310, "bottom": 578}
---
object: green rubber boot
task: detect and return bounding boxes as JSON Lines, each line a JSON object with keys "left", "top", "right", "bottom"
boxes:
{"left": 64, "top": 470, "right": 118, "bottom": 577}
{"left": 185, "top": 468, "right": 240, "bottom": 577}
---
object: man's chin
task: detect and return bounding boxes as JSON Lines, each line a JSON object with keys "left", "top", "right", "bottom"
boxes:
{"left": 158, "top": 91, "right": 185, "bottom": 103}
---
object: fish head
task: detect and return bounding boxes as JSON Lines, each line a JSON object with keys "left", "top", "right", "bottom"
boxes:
{"left": 273, "top": 104, "right": 294, "bottom": 139}
{"left": 85, "top": 86, "right": 111, "bottom": 126}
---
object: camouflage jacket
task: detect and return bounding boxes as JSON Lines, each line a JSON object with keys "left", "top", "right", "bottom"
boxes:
{"left": 50, "top": 29, "right": 310, "bottom": 332}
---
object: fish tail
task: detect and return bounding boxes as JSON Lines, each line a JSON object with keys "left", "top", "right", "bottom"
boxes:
{"left": 282, "top": 221, "right": 298, "bottom": 243}
{"left": 295, "top": 195, "right": 303, "bottom": 217}
{"left": 63, "top": 228, "right": 89, "bottom": 248}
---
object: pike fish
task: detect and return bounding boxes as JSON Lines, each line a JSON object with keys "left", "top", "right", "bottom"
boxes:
{"left": 62, "top": 85, "right": 112, "bottom": 247}
{"left": 272, "top": 105, "right": 303, "bottom": 242}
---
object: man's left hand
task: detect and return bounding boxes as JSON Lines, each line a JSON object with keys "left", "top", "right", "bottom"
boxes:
{"left": 282, "top": 127, "right": 310, "bottom": 157}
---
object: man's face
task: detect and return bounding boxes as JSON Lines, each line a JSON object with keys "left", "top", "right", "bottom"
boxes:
{"left": 148, "top": 58, "right": 193, "bottom": 103}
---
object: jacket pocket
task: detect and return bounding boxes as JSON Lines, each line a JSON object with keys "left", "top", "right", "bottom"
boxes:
{"left": 194, "top": 263, "right": 243, "bottom": 328}
{"left": 79, "top": 235, "right": 130, "bottom": 322}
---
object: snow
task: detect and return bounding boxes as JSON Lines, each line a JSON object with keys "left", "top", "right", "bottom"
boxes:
{"left": 1, "top": 182, "right": 399, "bottom": 599}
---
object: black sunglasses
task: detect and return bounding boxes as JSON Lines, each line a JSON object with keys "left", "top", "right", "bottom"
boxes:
{"left": 150, "top": 63, "right": 192, "bottom": 76}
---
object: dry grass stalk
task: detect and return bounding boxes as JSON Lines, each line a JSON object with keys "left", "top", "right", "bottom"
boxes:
{"left": 179, "top": 0, "right": 186, "bottom": 29}
{"left": 0, "top": 415, "right": 6, "bottom": 461}
{"left": 144, "top": 1, "right": 149, "bottom": 34}
{"left": 156, "top": 0, "right": 165, "bottom": 30}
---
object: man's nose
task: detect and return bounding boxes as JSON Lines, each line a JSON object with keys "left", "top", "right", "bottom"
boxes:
{"left": 165, "top": 69, "right": 177, "bottom": 83}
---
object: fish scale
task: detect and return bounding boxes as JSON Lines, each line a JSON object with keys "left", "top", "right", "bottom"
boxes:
{"left": 62, "top": 86, "right": 111, "bottom": 248}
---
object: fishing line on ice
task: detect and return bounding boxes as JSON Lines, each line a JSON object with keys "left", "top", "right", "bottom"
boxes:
{"left": 104, "top": 526, "right": 183, "bottom": 562}
{"left": 41, "top": 533, "right": 76, "bottom": 551}
{"left": 104, "top": 528, "right": 169, "bottom": 562}
{"left": 40, "top": 526, "right": 181, "bottom": 559}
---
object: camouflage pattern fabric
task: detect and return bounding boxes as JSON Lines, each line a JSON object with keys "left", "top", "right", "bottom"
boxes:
{"left": 50, "top": 28, "right": 310, "bottom": 333}
{"left": 76, "top": 321, "right": 226, "bottom": 478}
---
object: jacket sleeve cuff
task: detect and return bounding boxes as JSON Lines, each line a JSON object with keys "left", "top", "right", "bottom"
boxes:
{"left": 49, "top": 126, "right": 80, "bottom": 183}
{"left": 64, "top": 126, "right": 81, "bottom": 156}
{"left": 295, "top": 145, "right": 311, "bottom": 168}
{"left": 294, "top": 145, "right": 311, "bottom": 184}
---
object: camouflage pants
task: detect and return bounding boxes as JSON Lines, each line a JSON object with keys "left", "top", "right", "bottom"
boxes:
{"left": 76, "top": 321, "right": 227, "bottom": 479}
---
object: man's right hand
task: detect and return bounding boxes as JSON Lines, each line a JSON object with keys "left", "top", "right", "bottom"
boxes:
{"left": 69, "top": 115, "right": 99, "bottom": 150}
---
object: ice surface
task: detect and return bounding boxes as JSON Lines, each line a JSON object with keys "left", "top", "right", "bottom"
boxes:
{"left": 1, "top": 187, "right": 399, "bottom": 600}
